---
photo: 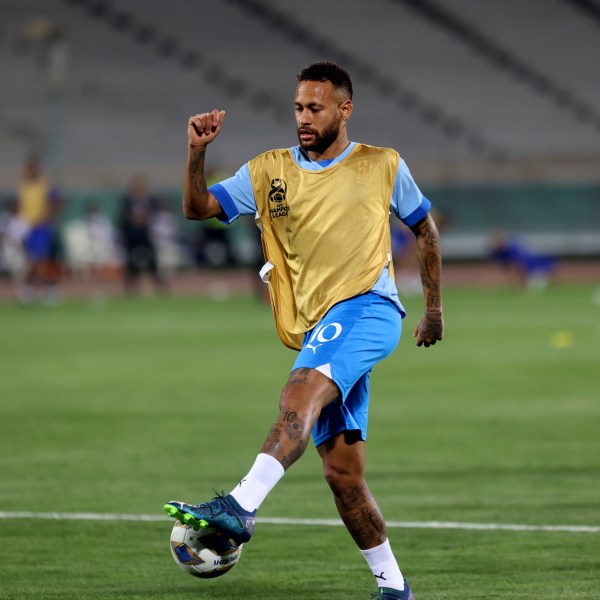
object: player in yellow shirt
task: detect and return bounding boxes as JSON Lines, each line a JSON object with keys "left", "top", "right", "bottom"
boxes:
{"left": 165, "top": 62, "right": 444, "bottom": 600}
{"left": 16, "top": 157, "right": 61, "bottom": 304}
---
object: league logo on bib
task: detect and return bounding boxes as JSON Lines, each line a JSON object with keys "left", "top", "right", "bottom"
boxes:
{"left": 268, "top": 178, "right": 289, "bottom": 219}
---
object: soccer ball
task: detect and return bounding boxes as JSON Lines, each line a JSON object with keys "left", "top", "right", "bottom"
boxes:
{"left": 169, "top": 520, "right": 243, "bottom": 578}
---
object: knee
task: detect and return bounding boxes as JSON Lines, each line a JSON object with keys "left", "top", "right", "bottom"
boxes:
{"left": 278, "top": 369, "right": 338, "bottom": 417}
{"left": 278, "top": 385, "right": 316, "bottom": 423}
{"left": 323, "top": 460, "right": 364, "bottom": 499}
{"left": 278, "top": 384, "right": 303, "bottom": 411}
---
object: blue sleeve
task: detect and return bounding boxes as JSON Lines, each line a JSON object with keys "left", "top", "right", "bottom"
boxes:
{"left": 208, "top": 163, "right": 257, "bottom": 224}
{"left": 390, "top": 159, "right": 431, "bottom": 227}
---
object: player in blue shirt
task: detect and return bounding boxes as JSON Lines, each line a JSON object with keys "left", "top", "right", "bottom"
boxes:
{"left": 165, "top": 62, "right": 444, "bottom": 600}
{"left": 210, "top": 145, "right": 431, "bottom": 320}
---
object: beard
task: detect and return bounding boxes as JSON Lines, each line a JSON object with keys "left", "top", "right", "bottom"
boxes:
{"left": 297, "top": 115, "right": 343, "bottom": 154}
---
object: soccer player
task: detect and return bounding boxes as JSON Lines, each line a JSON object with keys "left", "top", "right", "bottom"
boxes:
{"left": 16, "top": 156, "right": 62, "bottom": 304}
{"left": 165, "top": 62, "right": 443, "bottom": 600}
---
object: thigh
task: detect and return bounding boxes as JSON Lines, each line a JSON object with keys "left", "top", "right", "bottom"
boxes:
{"left": 293, "top": 293, "right": 402, "bottom": 401}
{"left": 311, "top": 370, "right": 370, "bottom": 447}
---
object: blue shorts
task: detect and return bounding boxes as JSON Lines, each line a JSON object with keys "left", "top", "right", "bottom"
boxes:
{"left": 24, "top": 225, "right": 55, "bottom": 261}
{"left": 292, "top": 292, "right": 402, "bottom": 447}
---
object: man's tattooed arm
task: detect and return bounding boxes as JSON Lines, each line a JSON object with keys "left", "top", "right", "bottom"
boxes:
{"left": 410, "top": 213, "right": 444, "bottom": 346}
{"left": 182, "top": 147, "right": 225, "bottom": 220}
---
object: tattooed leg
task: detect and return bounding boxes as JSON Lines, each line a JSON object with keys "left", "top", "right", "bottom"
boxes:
{"left": 261, "top": 368, "right": 338, "bottom": 470}
{"left": 332, "top": 481, "right": 386, "bottom": 549}
{"left": 318, "top": 434, "right": 386, "bottom": 549}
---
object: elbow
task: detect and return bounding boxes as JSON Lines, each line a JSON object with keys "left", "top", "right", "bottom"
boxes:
{"left": 182, "top": 196, "right": 210, "bottom": 221}
{"left": 182, "top": 190, "right": 223, "bottom": 221}
{"left": 182, "top": 203, "right": 201, "bottom": 220}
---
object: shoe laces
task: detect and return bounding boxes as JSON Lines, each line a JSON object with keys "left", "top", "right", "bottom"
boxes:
{"left": 192, "top": 491, "right": 228, "bottom": 515}
{"left": 203, "top": 491, "right": 248, "bottom": 528}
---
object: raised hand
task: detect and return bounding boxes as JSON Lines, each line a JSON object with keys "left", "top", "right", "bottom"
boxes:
{"left": 188, "top": 110, "right": 226, "bottom": 147}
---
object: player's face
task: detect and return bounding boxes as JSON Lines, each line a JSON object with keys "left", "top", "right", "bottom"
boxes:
{"left": 294, "top": 81, "right": 347, "bottom": 154}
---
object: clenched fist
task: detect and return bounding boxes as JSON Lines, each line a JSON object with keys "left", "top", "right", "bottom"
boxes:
{"left": 188, "top": 110, "right": 226, "bottom": 147}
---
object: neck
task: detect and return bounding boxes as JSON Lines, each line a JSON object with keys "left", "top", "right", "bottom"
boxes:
{"left": 306, "top": 133, "right": 351, "bottom": 162}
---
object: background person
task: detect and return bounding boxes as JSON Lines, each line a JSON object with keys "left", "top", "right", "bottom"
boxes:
{"left": 63, "top": 202, "right": 122, "bottom": 294}
{"left": 16, "top": 156, "right": 62, "bottom": 304}
{"left": 118, "top": 174, "right": 166, "bottom": 294}
{"left": 490, "top": 231, "right": 557, "bottom": 289}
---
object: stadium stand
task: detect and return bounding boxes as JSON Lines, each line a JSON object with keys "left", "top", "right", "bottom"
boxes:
{"left": 1, "top": 0, "right": 599, "bottom": 258}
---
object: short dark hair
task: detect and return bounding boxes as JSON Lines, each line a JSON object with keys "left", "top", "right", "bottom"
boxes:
{"left": 297, "top": 61, "right": 353, "bottom": 100}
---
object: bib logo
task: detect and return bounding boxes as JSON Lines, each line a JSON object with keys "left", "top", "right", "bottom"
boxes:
{"left": 268, "top": 178, "right": 289, "bottom": 219}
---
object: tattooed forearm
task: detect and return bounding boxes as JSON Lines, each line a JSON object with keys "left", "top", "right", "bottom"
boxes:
{"left": 188, "top": 147, "right": 205, "bottom": 173}
{"left": 188, "top": 148, "right": 207, "bottom": 196}
{"left": 411, "top": 214, "right": 443, "bottom": 313}
{"left": 182, "top": 147, "right": 222, "bottom": 220}
{"left": 183, "top": 148, "right": 206, "bottom": 218}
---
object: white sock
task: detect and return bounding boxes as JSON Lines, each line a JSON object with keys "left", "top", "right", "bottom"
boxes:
{"left": 229, "top": 453, "right": 285, "bottom": 512}
{"left": 360, "top": 539, "right": 405, "bottom": 591}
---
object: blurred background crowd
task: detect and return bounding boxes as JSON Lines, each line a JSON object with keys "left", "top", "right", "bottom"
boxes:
{"left": 1, "top": 0, "right": 599, "bottom": 303}
{"left": 0, "top": 155, "right": 264, "bottom": 303}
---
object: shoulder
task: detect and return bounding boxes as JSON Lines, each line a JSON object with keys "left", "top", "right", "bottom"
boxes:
{"left": 248, "top": 149, "right": 295, "bottom": 182}
{"left": 353, "top": 143, "right": 400, "bottom": 163}
{"left": 351, "top": 144, "right": 400, "bottom": 176}
{"left": 354, "top": 143, "right": 399, "bottom": 156}
{"left": 249, "top": 148, "right": 291, "bottom": 165}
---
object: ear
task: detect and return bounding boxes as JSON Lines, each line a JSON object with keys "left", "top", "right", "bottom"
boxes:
{"left": 340, "top": 99, "right": 353, "bottom": 122}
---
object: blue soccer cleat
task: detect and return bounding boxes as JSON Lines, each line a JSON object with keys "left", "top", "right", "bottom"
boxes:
{"left": 370, "top": 580, "right": 415, "bottom": 599}
{"left": 164, "top": 493, "right": 256, "bottom": 546}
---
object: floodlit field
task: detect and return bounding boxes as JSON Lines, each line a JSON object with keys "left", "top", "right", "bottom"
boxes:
{"left": 1, "top": 285, "right": 599, "bottom": 599}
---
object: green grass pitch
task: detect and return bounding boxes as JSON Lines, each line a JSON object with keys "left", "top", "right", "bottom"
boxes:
{"left": 0, "top": 284, "right": 599, "bottom": 599}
